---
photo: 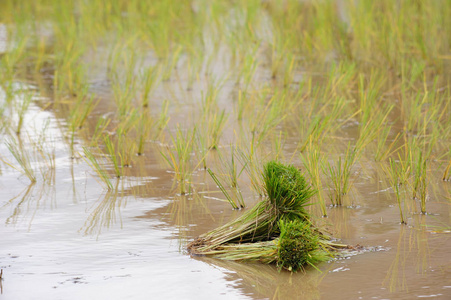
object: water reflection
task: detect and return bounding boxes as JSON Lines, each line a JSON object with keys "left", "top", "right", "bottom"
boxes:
{"left": 199, "top": 257, "right": 323, "bottom": 300}
{"left": 2, "top": 182, "right": 56, "bottom": 229}
{"left": 384, "top": 215, "right": 431, "bottom": 293}
{"left": 81, "top": 180, "right": 124, "bottom": 236}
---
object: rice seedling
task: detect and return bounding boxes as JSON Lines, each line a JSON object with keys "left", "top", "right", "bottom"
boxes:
{"left": 299, "top": 97, "right": 347, "bottom": 152}
{"left": 386, "top": 158, "right": 407, "bottom": 225}
{"left": 270, "top": 131, "right": 286, "bottom": 162}
{"left": 374, "top": 126, "right": 402, "bottom": 162}
{"left": 68, "top": 92, "right": 98, "bottom": 131}
{"left": 411, "top": 150, "right": 428, "bottom": 214}
{"left": 324, "top": 143, "right": 357, "bottom": 206}
{"left": 3, "top": 138, "right": 36, "bottom": 183}
{"left": 208, "top": 146, "right": 245, "bottom": 208}
{"left": 89, "top": 117, "right": 111, "bottom": 148}
{"left": 355, "top": 103, "right": 393, "bottom": 159}
{"left": 160, "top": 125, "right": 196, "bottom": 195}
{"left": 155, "top": 100, "right": 170, "bottom": 139}
{"left": 111, "top": 72, "right": 136, "bottom": 118}
{"left": 235, "top": 90, "right": 250, "bottom": 122}
{"left": 236, "top": 45, "right": 259, "bottom": 92}
{"left": 249, "top": 90, "right": 288, "bottom": 146}
{"left": 188, "top": 161, "right": 347, "bottom": 271}
{"left": 236, "top": 146, "right": 264, "bottom": 196}
{"left": 443, "top": 150, "right": 451, "bottom": 181}
{"left": 162, "top": 45, "right": 183, "bottom": 82}
{"left": 136, "top": 113, "right": 153, "bottom": 156}
{"left": 14, "top": 92, "right": 32, "bottom": 135}
{"left": 139, "top": 65, "right": 161, "bottom": 108}
{"left": 300, "top": 145, "right": 327, "bottom": 217}
{"left": 207, "top": 168, "right": 243, "bottom": 210}
{"left": 103, "top": 135, "right": 122, "bottom": 178}
{"left": 82, "top": 146, "right": 114, "bottom": 190}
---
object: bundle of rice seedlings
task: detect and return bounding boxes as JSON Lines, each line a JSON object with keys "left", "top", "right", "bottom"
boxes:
{"left": 188, "top": 161, "right": 348, "bottom": 271}
{"left": 276, "top": 219, "right": 330, "bottom": 272}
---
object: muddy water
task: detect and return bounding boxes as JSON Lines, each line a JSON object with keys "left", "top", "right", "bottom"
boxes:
{"left": 1, "top": 14, "right": 451, "bottom": 300}
{"left": 1, "top": 85, "right": 450, "bottom": 300}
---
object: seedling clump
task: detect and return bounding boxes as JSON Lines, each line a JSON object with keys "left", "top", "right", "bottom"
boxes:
{"left": 188, "top": 161, "right": 346, "bottom": 272}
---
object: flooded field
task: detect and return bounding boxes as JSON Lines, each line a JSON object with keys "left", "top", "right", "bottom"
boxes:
{"left": 1, "top": 1, "right": 450, "bottom": 299}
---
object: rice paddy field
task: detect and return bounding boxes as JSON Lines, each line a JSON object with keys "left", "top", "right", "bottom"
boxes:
{"left": 1, "top": 0, "right": 451, "bottom": 299}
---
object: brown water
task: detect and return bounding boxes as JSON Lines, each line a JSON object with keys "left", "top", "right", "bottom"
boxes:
{"left": 1, "top": 12, "right": 451, "bottom": 300}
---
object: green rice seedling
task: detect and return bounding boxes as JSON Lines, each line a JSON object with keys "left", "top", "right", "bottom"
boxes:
{"left": 0, "top": 30, "right": 29, "bottom": 80}
{"left": 300, "top": 145, "right": 327, "bottom": 217}
{"left": 29, "top": 126, "right": 56, "bottom": 185}
{"left": 67, "top": 92, "right": 99, "bottom": 156}
{"left": 0, "top": 105, "right": 6, "bottom": 134}
{"left": 15, "top": 92, "right": 32, "bottom": 135}
{"left": 89, "top": 117, "right": 111, "bottom": 148}
{"left": 236, "top": 146, "right": 264, "bottom": 196}
{"left": 249, "top": 90, "right": 288, "bottom": 146}
{"left": 299, "top": 97, "right": 347, "bottom": 152}
{"left": 136, "top": 113, "right": 154, "bottom": 156}
{"left": 236, "top": 45, "right": 259, "bottom": 92}
{"left": 270, "top": 131, "right": 286, "bottom": 162}
{"left": 443, "top": 152, "right": 451, "bottom": 181}
{"left": 154, "top": 100, "right": 170, "bottom": 139}
{"left": 68, "top": 92, "right": 98, "bottom": 131}
{"left": 355, "top": 103, "right": 393, "bottom": 159}
{"left": 201, "top": 77, "right": 223, "bottom": 116}
{"left": 268, "top": 35, "right": 287, "bottom": 80}
{"left": 282, "top": 54, "right": 296, "bottom": 87}
{"left": 195, "top": 125, "right": 209, "bottom": 170}
{"left": 209, "top": 146, "right": 246, "bottom": 208}
{"left": 235, "top": 90, "right": 250, "bottom": 121}
{"left": 411, "top": 150, "right": 428, "bottom": 214}
{"left": 111, "top": 72, "right": 136, "bottom": 118}
{"left": 207, "top": 168, "right": 243, "bottom": 209}
{"left": 3, "top": 138, "right": 36, "bottom": 183}
{"left": 160, "top": 125, "right": 196, "bottom": 195}
{"left": 374, "top": 126, "right": 402, "bottom": 162}
{"left": 324, "top": 143, "right": 357, "bottom": 206}
{"left": 162, "top": 45, "right": 183, "bottom": 81}
{"left": 185, "top": 51, "right": 203, "bottom": 91}
{"left": 140, "top": 65, "right": 161, "bottom": 108}
{"left": 103, "top": 135, "right": 122, "bottom": 178}
{"left": 82, "top": 146, "right": 113, "bottom": 190}
{"left": 207, "top": 109, "right": 228, "bottom": 150}
{"left": 386, "top": 158, "right": 407, "bottom": 224}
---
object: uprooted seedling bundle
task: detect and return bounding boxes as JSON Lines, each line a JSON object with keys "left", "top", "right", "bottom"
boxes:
{"left": 188, "top": 160, "right": 349, "bottom": 272}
